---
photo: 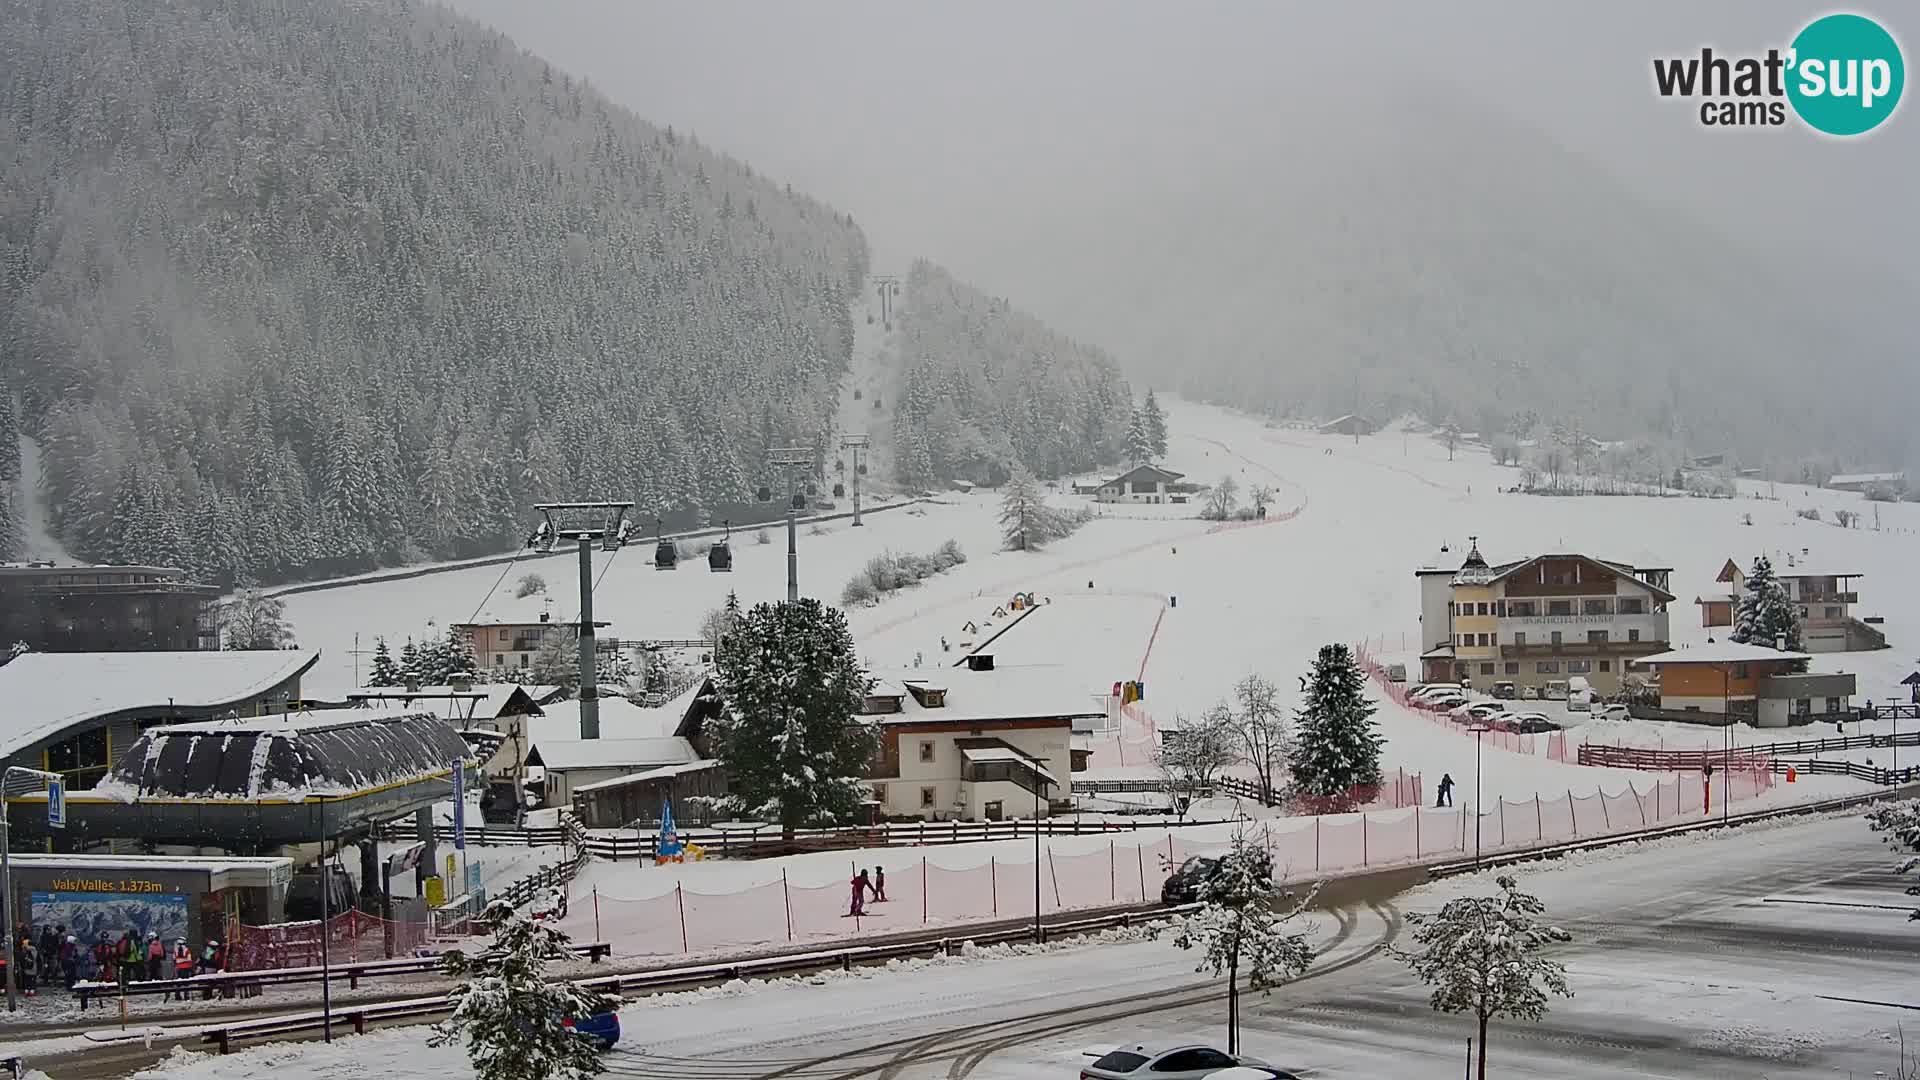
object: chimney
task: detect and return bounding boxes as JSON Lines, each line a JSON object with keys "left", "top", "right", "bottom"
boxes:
{"left": 1775, "top": 633, "right": 1786, "bottom": 651}
{"left": 966, "top": 654, "right": 995, "bottom": 672}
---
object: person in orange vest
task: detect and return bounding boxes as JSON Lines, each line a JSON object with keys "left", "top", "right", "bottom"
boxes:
{"left": 171, "top": 938, "right": 195, "bottom": 1000}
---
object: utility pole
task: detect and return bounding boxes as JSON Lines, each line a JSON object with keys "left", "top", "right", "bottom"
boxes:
{"left": 767, "top": 448, "right": 814, "bottom": 603}
{"left": 840, "top": 433, "right": 871, "bottom": 527}
{"left": 527, "top": 502, "right": 635, "bottom": 740}
{"left": 3, "top": 766, "right": 61, "bottom": 1012}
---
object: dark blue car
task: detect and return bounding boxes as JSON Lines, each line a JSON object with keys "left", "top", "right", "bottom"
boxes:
{"left": 564, "top": 1009, "right": 621, "bottom": 1049}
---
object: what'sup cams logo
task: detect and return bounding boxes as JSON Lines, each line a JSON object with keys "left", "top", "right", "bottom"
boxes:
{"left": 1654, "top": 12, "right": 1904, "bottom": 135}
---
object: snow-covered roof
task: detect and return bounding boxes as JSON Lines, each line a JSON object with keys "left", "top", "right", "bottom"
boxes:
{"left": 527, "top": 736, "right": 697, "bottom": 771}
{"left": 1631, "top": 643, "right": 1812, "bottom": 666}
{"left": 956, "top": 743, "right": 1059, "bottom": 784}
{"left": 867, "top": 665, "right": 1106, "bottom": 726}
{"left": 348, "top": 684, "right": 543, "bottom": 720}
{"left": 0, "top": 854, "right": 293, "bottom": 890}
{"left": 1829, "top": 471, "right": 1904, "bottom": 486}
{"left": 1454, "top": 553, "right": 1677, "bottom": 601}
{"left": 456, "top": 592, "right": 577, "bottom": 628}
{"left": 517, "top": 692, "right": 692, "bottom": 745}
{"left": 571, "top": 758, "right": 723, "bottom": 794}
{"left": 0, "top": 649, "right": 320, "bottom": 761}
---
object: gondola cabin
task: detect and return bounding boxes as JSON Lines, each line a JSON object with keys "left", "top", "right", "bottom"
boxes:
{"left": 654, "top": 537, "right": 678, "bottom": 570}
{"left": 708, "top": 539, "right": 733, "bottom": 572}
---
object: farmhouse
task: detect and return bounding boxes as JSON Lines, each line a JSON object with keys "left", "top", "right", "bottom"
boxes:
{"left": 1696, "top": 559, "right": 1887, "bottom": 652}
{"left": 1094, "top": 464, "right": 1187, "bottom": 504}
{"left": 1631, "top": 642, "right": 1855, "bottom": 727}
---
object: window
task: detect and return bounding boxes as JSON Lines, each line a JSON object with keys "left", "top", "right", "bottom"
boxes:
{"left": 1566, "top": 659, "right": 1592, "bottom": 674}
{"left": 871, "top": 783, "right": 888, "bottom": 803}
{"left": 1619, "top": 598, "right": 1645, "bottom": 614}
{"left": 1793, "top": 699, "right": 1812, "bottom": 716}
{"left": 518, "top": 654, "right": 528, "bottom": 668}
{"left": 1090, "top": 1052, "right": 1151, "bottom": 1073}
{"left": 1509, "top": 601, "right": 1537, "bottom": 617}
{"left": 1477, "top": 602, "right": 1489, "bottom": 616}
{"left": 1513, "top": 632, "right": 1527, "bottom": 647}
{"left": 1825, "top": 697, "right": 1842, "bottom": 714}
{"left": 918, "top": 740, "right": 936, "bottom": 763}
{"left": 1584, "top": 599, "right": 1611, "bottom": 615}
{"left": 1628, "top": 628, "right": 1640, "bottom": 643}
{"left": 920, "top": 786, "right": 937, "bottom": 808}
{"left": 1549, "top": 600, "right": 1573, "bottom": 616}
{"left": 1824, "top": 606, "right": 1841, "bottom": 619}
{"left": 1494, "top": 601, "right": 1506, "bottom": 617}
{"left": 1458, "top": 633, "right": 1468, "bottom": 646}
{"left": 1599, "top": 660, "right": 1611, "bottom": 672}
{"left": 1153, "top": 1049, "right": 1237, "bottom": 1072}
{"left": 1480, "top": 663, "right": 1495, "bottom": 676}
{"left": 1588, "top": 629, "right": 1609, "bottom": 644}
{"left": 1504, "top": 662, "right": 1520, "bottom": 675}
{"left": 498, "top": 628, "right": 510, "bottom": 643}
{"left": 1550, "top": 630, "right": 1563, "bottom": 646}
{"left": 1537, "top": 661, "right": 1561, "bottom": 674}
{"left": 1477, "top": 633, "right": 1490, "bottom": 647}
{"left": 1732, "top": 663, "right": 1750, "bottom": 679}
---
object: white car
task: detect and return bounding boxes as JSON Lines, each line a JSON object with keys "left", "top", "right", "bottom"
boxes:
{"left": 1409, "top": 682, "right": 1462, "bottom": 702}
{"left": 1596, "top": 703, "right": 1631, "bottom": 722}
{"left": 1450, "top": 701, "right": 1508, "bottom": 720}
{"left": 1420, "top": 693, "right": 1468, "bottom": 711}
{"left": 1080, "top": 1043, "right": 1277, "bottom": 1079}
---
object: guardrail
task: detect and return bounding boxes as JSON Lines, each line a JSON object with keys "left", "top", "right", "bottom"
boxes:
{"left": 73, "top": 942, "right": 612, "bottom": 1009}
{"left": 200, "top": 905, "right": 1194, "bottom": 1053}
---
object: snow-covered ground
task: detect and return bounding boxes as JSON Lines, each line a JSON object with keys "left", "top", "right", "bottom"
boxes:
{"left": 110, "top": 811, "right": 1917, "bottom": 1080}
{"left": 285, "top": 397, "right": 1918, "bottom": 803}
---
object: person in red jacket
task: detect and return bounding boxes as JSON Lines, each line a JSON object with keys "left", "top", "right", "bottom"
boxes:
{"left": 847, "top": 870, "right": 869, "bottom": 917}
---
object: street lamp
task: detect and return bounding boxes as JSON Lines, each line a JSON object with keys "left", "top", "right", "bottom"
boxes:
{"left": 1468, "top": 726, "right": 1489, "bottom": 868}
{"left": 2, "top": 766, "right": 62, "bottom": 1012}
{"left": 1032, "top": 756, "right": 1050, "bottom": 945}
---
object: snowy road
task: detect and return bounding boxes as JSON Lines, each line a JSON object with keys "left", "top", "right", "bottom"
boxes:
{"left": 98, "top": 810, "right": 1920, "bottom": 1080}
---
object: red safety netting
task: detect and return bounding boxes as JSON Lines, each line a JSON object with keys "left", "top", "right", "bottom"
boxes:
{"left": 227, "top": 909, "right": 431, "bottom": 972}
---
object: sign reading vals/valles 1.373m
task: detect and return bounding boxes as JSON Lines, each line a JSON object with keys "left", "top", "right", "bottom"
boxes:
{"left": 48, "top": 877, "right": 181, "bottom": 894}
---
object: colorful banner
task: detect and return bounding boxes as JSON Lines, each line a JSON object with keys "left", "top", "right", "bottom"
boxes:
{"left": 31, "top": 890, "right": 188, "bottom": 948}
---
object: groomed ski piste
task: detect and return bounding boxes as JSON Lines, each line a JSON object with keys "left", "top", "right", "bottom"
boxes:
{"left": 116, "top": 397, "right": 1920, "bottom": 1079}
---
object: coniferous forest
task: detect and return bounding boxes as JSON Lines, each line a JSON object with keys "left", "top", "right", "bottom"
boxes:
{"left": 0, "top": 0, "right": 872, "bottom": 580}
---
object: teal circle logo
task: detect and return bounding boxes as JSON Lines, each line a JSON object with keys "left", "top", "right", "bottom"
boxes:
{"left": 1787, "top": 13, "right": 1905, "bottom": 135}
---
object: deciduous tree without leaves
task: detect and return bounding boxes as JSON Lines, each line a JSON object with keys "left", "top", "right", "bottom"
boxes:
{"left": 1155, "top": 704, "right": 1239, "bottom": 819}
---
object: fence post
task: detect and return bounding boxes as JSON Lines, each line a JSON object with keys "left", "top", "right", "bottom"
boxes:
{"left": 782, "top": 871, "right": 793, "bottom": 942}
{"left": 990, "top": 858, "right": 998, "bottom": 915}
{"left": 1314, "top": 817, "right": 1321, "bottom": 872}
{"left": 1361, "top": 815, "right": 1369, "bottom": 866}
{"left": 1049, "top": 849, "right": 1063, "bottom": 910}
{"left": 1566, "top": 789, "right": 1577, "bottom": 838}
{"left": 1534, "top": 795, "right": 1543, "bottom": 842}
{"left": 922, "top": 858, "right": 929, "bottom": 924}
{"left": 1136, "top": 843, "right": 1146, "bottom": 900}
{"left": 676, "top": 884, "right": 689, "bottom": 954}
{"left": 1415, "top": 806, "right": 1421, "bottom": 858}
{"left": 1109, "top": 841, "right": 1116, "bottom": 902}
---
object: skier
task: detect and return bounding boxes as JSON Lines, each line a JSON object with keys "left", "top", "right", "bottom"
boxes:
{"left": 61, "top": 934, "right": 79, "bottom": 990}
{"left": 1436, "top": 773, "right": 1454, "bottom": 808}
{"left": 199, "top": 939, "right": 224, "bottom": 976}
{"left": 172, "top": 938, "right": 195, "bottom": 1000}
{"left": 116, "top": 930, "right": 138, "bottom": 984}
{"left": 94, "top": 939, "right": 115, "bottom": 984}
{"left": 146, "top": 931, "right": 165, "bottom": 982}
{"left": 872, "top": 866, "right": 887, "bottom": 903}
{"left": 848, "top": 870, "right": 870, "bottom": 917}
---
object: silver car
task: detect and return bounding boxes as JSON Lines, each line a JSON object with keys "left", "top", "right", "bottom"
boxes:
{"left": 1080, "top": 1042, "right": 1286, "bottom": 1079}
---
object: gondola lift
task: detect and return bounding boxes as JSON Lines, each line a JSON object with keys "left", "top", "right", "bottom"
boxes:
{"left": 709, "top": 520, "right": 734, "bottom": 572}
{"left": 653, "top": 517, "right": 678, "bottom": 570}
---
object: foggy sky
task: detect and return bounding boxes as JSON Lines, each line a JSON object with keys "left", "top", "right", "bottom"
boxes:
{"left": 442, "top": 0, "right": 1916, "bottom": 359}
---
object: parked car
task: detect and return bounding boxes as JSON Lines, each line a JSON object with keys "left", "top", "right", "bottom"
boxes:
{"left": 1450, "top": 702, "right": 1509, "bottom": 723}
{"left": 1161, "top": 856, "right": 1223, "bottom": 904}
{"left": 1081, "top": 1043, "right": 1272, "bottom": 1079}
{"left": 1386, "top": 663, "right": 1408, "bottom": 683}
{"left": 1491, "top": 681, "right": 1517, "bottom": 699}
{"left": 1206, "top": 1068, "right": 1304, "bottom": 1080}
{"left": 1507, "top": 713, "right": 1561, "bottom": 734}
{"left": 1409, "top": 682, "right": 1462, "bottom": 700}
{"left": 1542, "top": 680, "right": 1570, "bottom": 701}
{"left": 1420, "top": 694, "right": 1468, "bottom": 712}
{"left": 1519, "top": 686, "right": 1541, "bottom": 701}
{"left": 1596, "top": 703, "right": 1632, "bottom": 722}
{"left": 564, "top": 1010, "right": 621, "bottom": 1050}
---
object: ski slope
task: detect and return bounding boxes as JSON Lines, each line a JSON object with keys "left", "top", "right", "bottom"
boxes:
{"left": 283, "top": 397, "right": 1918, "bottom": 805}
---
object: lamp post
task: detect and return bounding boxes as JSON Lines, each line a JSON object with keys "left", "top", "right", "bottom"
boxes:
{"left": 1468, "top": 726, "right": 1489, "bottom": 868}
{"left": 1032, "top": 757, "right": 1050, "bottom": 944}
{"left": 316, "top": 794, "right": 334, "bottom": 1042}
{"left": 1, "top": 766, "right": 61, "bottom": 1013}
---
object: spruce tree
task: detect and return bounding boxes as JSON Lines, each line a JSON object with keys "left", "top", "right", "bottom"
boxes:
{"left": 1125, "top": 407, "right": 1152, "bottom": 465}
{"left": 1143, "top": 390, "right": 1169, "bottom": 458}
{"left": 431, "top": 902, "right": 618, "bottom": 1080}
{"left": 445, "top": 625, "right": 478, "bottom": 680}
{"left": 999, "top": 463, "right": 1059, "bottom": 551}
{"left": 1291, "top": 643, "right": 1384, "bottom": 805}
{"left": 1730, "top": 556, "right": 1802, "bottom": 652}
{"left": 709, "top": 598, "right": 875, "bottom": 837}
{"left": 368, "top": 637, "right": 402, "bottom": 686}
{"left": 399, "top": 637, "right": 422, "bottom": 686}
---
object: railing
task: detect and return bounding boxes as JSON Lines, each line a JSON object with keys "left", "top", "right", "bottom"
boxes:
{"left": 1579, "top": 727, "right": 1920, "bottom": 769}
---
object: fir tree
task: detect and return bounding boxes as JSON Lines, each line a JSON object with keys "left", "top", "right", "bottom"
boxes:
{"left": 1142, "top": 389, "right": 1169, "bottom": 459}
{"left": 1730, "top": 555, "right": 1803, "bottom": 652}
{"left": 431, "top": 901, "right": 619, "bottom": 1080}
{"left": 1393, "top": 875, "right": 1572, "bottom": 1080}
{"left": 368, "top": 637, "right": 402, "bottom": 686}
{"left": 999, "top": 464, "right": 1059, "bottom": 552}
{"left": 1167, "top": 825, "right": 1315, "bottom": 1055}
{"left": 709, "top": 598, "right": 875, "bottom": 837}
{"left": 445, "top": 625, "right": 479, "bottom": 680}
{"left": 399, "top": 637, "right": 422, "bottom": 686}
{"left": 1291, "top": 643, "right": 1384, "bottom": 806}
{"left": 1124, "top": 407, "right": 1153, "bottom": 465}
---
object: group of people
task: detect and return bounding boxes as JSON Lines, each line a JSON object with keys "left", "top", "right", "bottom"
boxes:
{"left": 1, "top": 924, "right": 225, "bottom": 999}
{"left": 848, "top": 866, "right": 888, "bottom": 916}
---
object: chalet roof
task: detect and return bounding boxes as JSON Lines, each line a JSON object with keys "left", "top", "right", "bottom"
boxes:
{"left": 1455, "top": 553, "right": 1676, "bottom": 601}
{"left": 526, "top": 736, "right": 698, "bottom": 771}
{"left": 865, "top": 665, "right": 1104, "bottom": 726}
{"left": 1717, "top": 558, "right": 1861, "bottom": 582}
{"left": 518, "top": 692, "right": 696, "bottom": 745}
{"left": 571, "top": 758, "right": 723, "bottom": 794}
{"left": 0, "top": 649, "right": 320, "bottom": 762}
{"left": 1631, "top": 643, "right": 1812, "bottom": 667}
{"left": 1102, "top": 464, "right": 1185, "bottom": 487}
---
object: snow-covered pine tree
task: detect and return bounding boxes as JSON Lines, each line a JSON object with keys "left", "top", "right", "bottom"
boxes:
{"left": 368, "top": 637, "right": 402, "bottom": 686}
{"left": 430, "top": 901, "right": 619, "bottom": 1080}
{"left": 1142, "top": 389, "right": 1168, "bottom": 459}
{"left": 1167, "top": 825, "right": 1315, "bottom": 1054}
{"left": 1864, "top": 801, "right": 1920, "bottom": 922}
{"left": 1393, "top": 875, "right": 1572, "bottom": 1080}
{"left": 1730, "top": 555, "right": 1803, "bottom": 652}
{"left": 999, "top": 464, "right": 1058, "bottom": 551}
{"left": 399, "top": 637, "right": 422, "bottom": 686}
{"left": 1124, "top": 407, "right": 1152, "bottom": 465}
{"left": 1290, "top": 643, "right": 1384, "bottom": 807}
{"left": 445, "top": 625, "right": 479, "bottom": 680}
{"left": 709, "top": 598, "right": 875, "bottom": 837}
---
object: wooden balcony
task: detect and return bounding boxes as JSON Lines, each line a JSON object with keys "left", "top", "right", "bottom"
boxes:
{"left": 1500, "top": 640, "right": 1668, "bottom": 658}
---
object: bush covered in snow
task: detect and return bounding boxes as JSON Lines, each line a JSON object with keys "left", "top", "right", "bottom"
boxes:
{"left": 841, "top": 541, "right": 966, "bottom": 606}
{"left": 513, "top": 573, "right": 547, "bottom": 599}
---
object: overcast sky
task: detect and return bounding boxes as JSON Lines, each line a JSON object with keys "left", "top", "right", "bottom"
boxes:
{"left": 443, "top": 0, "right": 1915, "bottom": 349}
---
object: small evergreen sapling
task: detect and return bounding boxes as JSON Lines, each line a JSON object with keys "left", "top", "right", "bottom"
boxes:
{"left": 368, "top": 637, "right": 402, "bottom": 686}
{"left": 1392, "top": 875, "right": 1571, "bottom": 1080}
{"left": 431, "top": 901, "right": 620, "bottom": 1080}
{"left": 1166, "top": 826, "right": 1316, "bottom": 1054}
